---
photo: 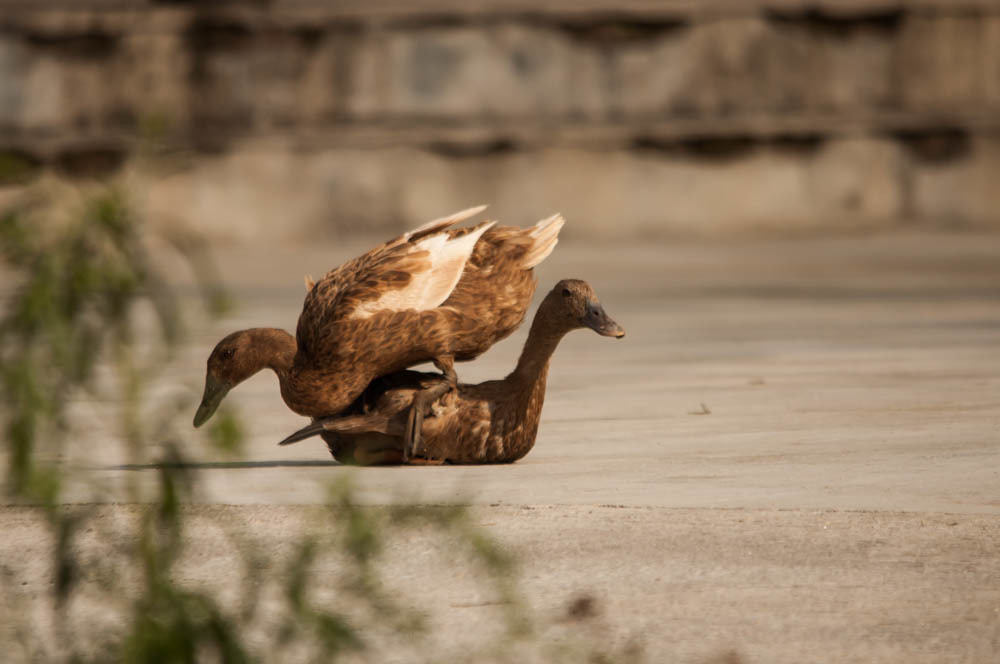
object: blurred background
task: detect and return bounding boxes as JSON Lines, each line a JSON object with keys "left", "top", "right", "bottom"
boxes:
{"left": 2, "top": 0, "right": 999, "bottom": 244}
{"left": 3, "top": 6, "right": 999, "bottom": 660}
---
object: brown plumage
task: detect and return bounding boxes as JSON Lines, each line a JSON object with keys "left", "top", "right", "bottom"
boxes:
{"left": 277, "top": 280, "right": 625, "bottom": 465}
{"left": 193, "top": 207, "right": 565, "bottom": 430}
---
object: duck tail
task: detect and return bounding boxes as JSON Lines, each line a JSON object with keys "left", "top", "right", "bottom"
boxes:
{"left": 521, "top": 213, "right": 565, "bottom": 269}
{"left": 278, "top": 420, "right": 326, "bottom": 446}
{"left": 278, "top": 414, "right": 396, "bottom": 446}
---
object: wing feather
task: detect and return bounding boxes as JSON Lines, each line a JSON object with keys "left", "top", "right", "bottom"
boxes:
{"left": 521, "top": 213, "right": 564, "bottom": 268}
{"left": 350, "top": 221, "right": 495, "bottom": 318}
{"left": 404, "top": 205, "right": 487, "bottom": 242}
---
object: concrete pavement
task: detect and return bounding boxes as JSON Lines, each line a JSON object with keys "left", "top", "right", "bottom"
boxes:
{"left": 4, "top": 231, "right": 999, "bottom": 662}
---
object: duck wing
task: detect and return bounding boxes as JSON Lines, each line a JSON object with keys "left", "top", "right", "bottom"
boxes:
{"left": 436, "top": 213, "right": 565, "bottom": 360}
{"left": 459, "top": 213, "right": 564, "bottom": 277}
{"left": 296, "top": 206, "right": 490, "bottom": 358}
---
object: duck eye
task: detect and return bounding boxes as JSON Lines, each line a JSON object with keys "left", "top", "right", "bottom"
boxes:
{"left": 561, "top": 288, "right": 571, "bottom": 297}
{"left": 221, "top": 348, "right": 235, "bottom": 360}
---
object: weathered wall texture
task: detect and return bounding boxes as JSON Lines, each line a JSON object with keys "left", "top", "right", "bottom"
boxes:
{"left": 1, "top": 1, "right": 999, "bottom": 240}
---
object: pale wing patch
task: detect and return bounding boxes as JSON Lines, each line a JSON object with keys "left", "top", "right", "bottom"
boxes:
{"left": 352, "top": 221, "right": 495, "bottom": 318}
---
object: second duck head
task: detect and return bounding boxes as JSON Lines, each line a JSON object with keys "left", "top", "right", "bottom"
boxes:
{"left": 543, "top": 279, "right": 625, "bottom": 338}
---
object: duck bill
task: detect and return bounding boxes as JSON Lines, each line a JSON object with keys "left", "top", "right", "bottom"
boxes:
{"left": 193, "top": 375, "right": 230, "bottom": 428}
{"left": 584, "top": 302, "right": 626, "bottom": 338}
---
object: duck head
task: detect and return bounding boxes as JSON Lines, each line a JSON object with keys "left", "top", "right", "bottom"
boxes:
{"left": 193, "top": 328, "right": 295, "bottom": 427}
{"left": 548, "top": 279, "right": 625, "bottom": 338}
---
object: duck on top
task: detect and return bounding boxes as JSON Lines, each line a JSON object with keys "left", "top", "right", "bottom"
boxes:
{"left": 193, "top": 206, "right": 564, "bottom": 431}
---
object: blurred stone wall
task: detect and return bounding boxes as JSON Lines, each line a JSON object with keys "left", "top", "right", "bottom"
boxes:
{"left": 1, "top": 0, "right": 999, "bottom": 241}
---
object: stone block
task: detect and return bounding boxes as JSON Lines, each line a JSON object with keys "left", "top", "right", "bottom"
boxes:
{"left": 792, "top": 22, "right": 896, "bottom": 111}
{"left": 0, "top": 35, "right": 30, "bottom": 129}
{"left": 348, "top": 24, "right": 578, "bottom": 119}
{"left": 114, "top": 33, "right": 192, "bottom": 130}
{"left": 142, "top": 140, "right": 402, "bottom": 243}
{"left": 606, "top": 18, "right": 774, "bottom": 116}
{"left": 186, "top": 26, "right": 327, "bottom": 129}
{"left": 909, "top": 137, "right": 1000, "bottom": 227}
{"left": 297, "top": 35, "right": 346, "bottom": 124}
{"left": 806, "top": 137, "right": 904, "bottom": 223}
{"left": 689, "top": 17, "right": 799, "bottom": 114}
{"left": 897, "top": 15, "right": 987, "bottom": 111}
{"left": 605, "top": 25, "right": 700, "bottom": 116}
{"left": 19, "top": 50, "right": 114, "bottom": 132}
{"left": 982, "top": 17, "right": 1000, "bottom": 109}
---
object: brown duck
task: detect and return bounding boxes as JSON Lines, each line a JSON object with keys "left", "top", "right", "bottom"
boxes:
{"left": 277, "top": 279, "right": 625, "bottom": 465}
{"left": 193, "top": 207, "right": 565, "bottom": 444}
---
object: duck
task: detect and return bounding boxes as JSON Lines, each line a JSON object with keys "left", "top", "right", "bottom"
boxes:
{"left": 193, "top": 207, "right": 565, "bottom": 448}
{"left": 277, "top": 279, "right": 625, "bottom": 465}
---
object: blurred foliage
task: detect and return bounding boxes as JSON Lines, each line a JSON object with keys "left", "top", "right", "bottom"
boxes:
{"left": 0, "top": 151, "right": 41, "bottom": 185}
{"left": 0, "top": 183, "right": 640, "bottom": 663}
{"left": 206, "top": 408, "right": 245, "bottom": 458}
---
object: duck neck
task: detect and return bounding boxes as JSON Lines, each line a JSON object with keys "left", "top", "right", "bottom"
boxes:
{"left": 507, "top": 308, "right": 569, "bottom": 392}
{"left": 249, "top": 328, "right": 297, "bottom": 380}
